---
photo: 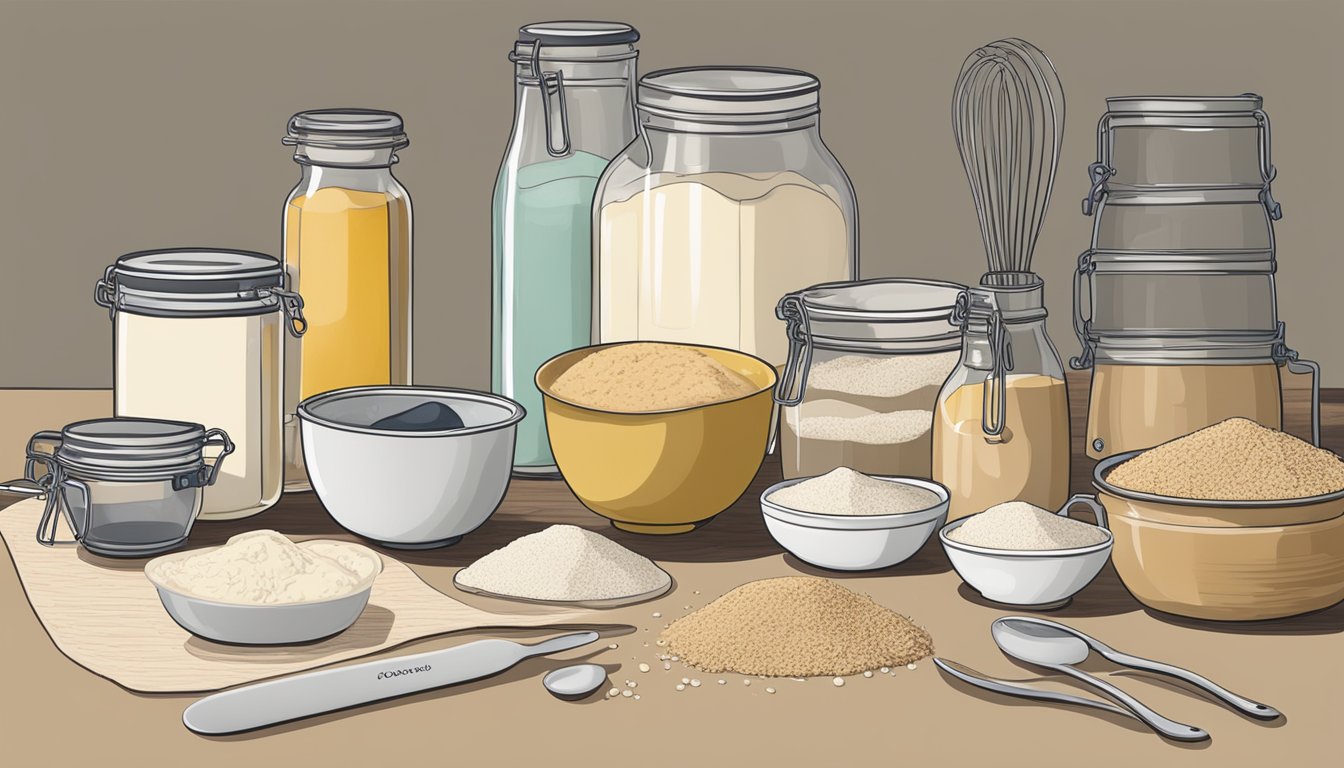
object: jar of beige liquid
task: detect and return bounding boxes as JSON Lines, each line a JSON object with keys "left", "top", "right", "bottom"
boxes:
{"left": 933, "top": 278, "right": 1070, "bottom": 521}
{"left": 95, "top": 250, "right": 306, "bottom": 520}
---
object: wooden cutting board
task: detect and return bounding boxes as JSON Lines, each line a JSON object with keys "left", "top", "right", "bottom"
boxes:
{"left": 0, "top": 498, "right": 587, "bottom": 693}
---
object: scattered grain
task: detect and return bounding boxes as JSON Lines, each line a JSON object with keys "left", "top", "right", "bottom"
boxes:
{"left": 638, "top": 663, "right": 650, "bottom": 673}
{"left": 660, "top": 577, "right": 933, "bottom": 677}
{"left": 833, "top": 677, "right": 845, "bottom": 687}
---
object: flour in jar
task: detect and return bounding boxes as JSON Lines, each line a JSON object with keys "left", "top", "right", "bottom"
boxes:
{"left": 597, "top": 172, "right": 850, "bottom": 365}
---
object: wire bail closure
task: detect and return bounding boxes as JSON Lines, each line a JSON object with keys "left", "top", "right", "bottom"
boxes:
{"left": 517, "top": 41, "right": 573, "bottom": 158}
{"left": 953, "top": 292, "right": 1014, "bottom": 440}
{"left": 773, "top": 293, "right": 813, "bottom": 407}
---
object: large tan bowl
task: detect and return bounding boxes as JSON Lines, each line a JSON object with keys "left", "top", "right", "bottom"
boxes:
{"left": 1093, "top": 451, "right": 1344, "bottom": 621}
{"left": 536, "top": 342, "right": 776, "bottom": 535}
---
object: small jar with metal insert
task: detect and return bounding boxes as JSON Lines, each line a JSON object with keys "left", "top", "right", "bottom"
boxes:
{"left": 933, "top": 278, "right": 1071, "bottom": 521}
{"left": 3, "top": 418, "right": 233, "bottom": 557}
{"left": 774, "top": 279, "right": 964, "bottom": 480}
{"left": 95, "top": 250, "right": 305, "bottom": 520}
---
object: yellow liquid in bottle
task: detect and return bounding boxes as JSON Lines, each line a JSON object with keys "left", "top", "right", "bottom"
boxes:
{"left": 285, "top": 188, "right": 410, "bottom": 399}
{"left": 933, "top": 374, "right": 1070, "bottom": 521}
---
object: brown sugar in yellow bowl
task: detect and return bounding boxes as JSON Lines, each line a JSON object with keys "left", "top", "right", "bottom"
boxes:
{"left": 536, "top": 342, "right": 776, "bottom": 534}
{"left": 1093, "top": 451, "right": 1344, "bottom": 621}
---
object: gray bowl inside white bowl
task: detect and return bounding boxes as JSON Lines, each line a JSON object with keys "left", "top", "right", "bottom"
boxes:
{"left": 298, "top": 386, "right": 524, "bottom": 549}
{"left": 939, "top": 494, "right": 1113, "bottom": 608}
{"left": 761, "top": 475, "right": 949, "bottom": 571}
{"left": 145, "top": 540, "right": 383, "bottom": 645}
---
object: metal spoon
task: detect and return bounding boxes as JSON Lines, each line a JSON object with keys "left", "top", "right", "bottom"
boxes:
{"left": 934, "top": 658, "right": 1138, "bottom": 721}
{"left": 992, "top": 617, "right": 1209, "bottom": 741}
{"left": 1001, "top": 617, "right": 1279, "bottom": 719}
{"left": 543, "top": 663, "right": 607, "bottom": 701}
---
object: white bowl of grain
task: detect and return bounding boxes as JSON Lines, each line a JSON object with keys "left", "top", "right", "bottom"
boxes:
{"left": 939, "top": 496, "right": 1112, "bottom": 608}
{"left": 761, "top": 468, "right": 949, "bottom": 571}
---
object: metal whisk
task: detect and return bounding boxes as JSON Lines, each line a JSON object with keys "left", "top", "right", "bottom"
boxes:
{"left": 952, "top": 39, "right": 1064, "bottom": 277}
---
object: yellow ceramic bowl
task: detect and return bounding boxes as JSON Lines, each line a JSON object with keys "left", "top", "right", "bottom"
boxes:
{"left": 1093, "top": 451, "right": 1344, "bottom": 621}
{"left": 536, "top": 342, "right": 776, "bottom": 535}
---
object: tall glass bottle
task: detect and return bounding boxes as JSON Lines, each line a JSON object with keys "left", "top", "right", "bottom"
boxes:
{"left": 282, "top": 110, "right": 413, "bottom": 491}
{"left": 933, "top": 277, "right": 1070, "bottom": 521}
{"left": 492, "top": 21, "right": 639, "bottom": 477}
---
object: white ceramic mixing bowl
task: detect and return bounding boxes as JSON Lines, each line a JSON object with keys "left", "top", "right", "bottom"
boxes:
{"left": 299, "top": 386, "right": 524, "bottom": 549}
{"left": 939, "top": 495, "right": 1113, "bottom": 607}
{"left": 760, "top": 476, "right": 949, "bottom": 571}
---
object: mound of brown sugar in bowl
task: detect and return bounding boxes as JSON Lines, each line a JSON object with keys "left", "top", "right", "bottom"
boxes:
{"left": 1106, "top": 417, "right": 1344, "bottom": 501}
{"left": 660, "top": 577, "right": 933, "bottom": 677}
{"left": 550, "top": 343, "right": 757, "bottom": 412}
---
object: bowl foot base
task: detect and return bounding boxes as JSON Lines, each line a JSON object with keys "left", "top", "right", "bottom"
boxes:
{"left": 610, "top": 520, "right": 702, "bottom": 535}
{"left": 980, "top": 594, "right": 1073, "bottom": 612}
{"left": 375, "top": 535, "right": 464, "bottom": 550}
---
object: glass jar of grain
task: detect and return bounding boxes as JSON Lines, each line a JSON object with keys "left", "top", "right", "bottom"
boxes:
{"left": 94, "top": 250, "right": 306, "bottom": 520}
{"left": 775, "top": 279, "right": 964, "bottom": 480}
{"left": 282, "top": 109, "right": 412, "bottom": 491}
{"left": 933, "top": 278, "right": 1070, "bottom": 521}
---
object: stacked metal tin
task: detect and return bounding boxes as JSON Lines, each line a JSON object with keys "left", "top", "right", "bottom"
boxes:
{"left": 1072, "top": 94, "right": 1319, "bottom": 458}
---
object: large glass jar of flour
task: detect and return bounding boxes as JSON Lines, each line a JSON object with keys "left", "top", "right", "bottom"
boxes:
{"left": 493, "top": 21, "right": 639, "bottom": 477}
{"left": 595, "top": 67, "right": 858, "bottom": 367}
{"left": 282, "top": 109, "right": 413, "bottom": 491}
{"left": 95, "top": 250, "right": 306, "bottom": 520}
{"left": 933, "top": 279, "right": 1070, "bottom": 522}
{"left": 775, "top": 279, "right": 964, "bottom": 480}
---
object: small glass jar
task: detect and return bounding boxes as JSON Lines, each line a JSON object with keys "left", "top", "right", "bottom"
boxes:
{"left": 933, "top": 277, "right": 1070, "bottom": 521}
{"left": 493, "top": 21, "right": 639, "bottom": 477}
{"left": 595, "top": 67, "right": 857, "bottom": 367}
{"left": 17, "top": 418, "right": 233, "bottom": 557}
{"left": 774, "top": 279, "right": 964, "bottom": 480}
{"left": 282, "top": 109, "right": 413, "bottom": 491}
{"left": 95, "top": 249, "right": 305, "bottom": 520}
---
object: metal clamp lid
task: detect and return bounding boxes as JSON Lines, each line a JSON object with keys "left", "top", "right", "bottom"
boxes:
{"left": 1271, "top": 326, "right": 1320, "bottom": 446}
{"left": 952, "top": 291, "right": 1015, "bottom": 438}
{"left": 1085, "top": 96, "right": 1283, "bottom": 220}
{"left": 774, "top": 293, "right": 812, "bottom": 407}
{"left": 514, "top": 41, "right": 572, "bottom": 157}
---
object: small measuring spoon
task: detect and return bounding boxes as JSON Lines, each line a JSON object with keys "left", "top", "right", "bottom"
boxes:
{"left": 543, "top": 664, "right": 608, "bottom": 701}
{"left": 992, "top": 617, "right": 1209, "bottom": 741}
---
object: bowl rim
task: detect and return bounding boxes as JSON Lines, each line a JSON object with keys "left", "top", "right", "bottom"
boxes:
{"left": 938, "top": 515, "right": 1114, "bottom": 558}
{"left": 297, "top": 385, "right": 525, "bottom": 438}
{"left": 760, "top": 475, "right": 950, "bottom": 530}
{"left": 534, "top": 340, "right": 778, "bottom": 416}
{"left": 1094, "top": 449, "right": 1344, "bottom": 508}
{"left": 145, "top": 538, "right": 384, "bottom": 608}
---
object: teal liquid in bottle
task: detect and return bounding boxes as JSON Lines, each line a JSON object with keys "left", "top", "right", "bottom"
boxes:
{"left": 492, "top": 150, "right": 610, "bottom": 474}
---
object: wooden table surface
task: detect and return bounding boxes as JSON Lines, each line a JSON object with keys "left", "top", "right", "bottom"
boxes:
{"left": 1, "top": 374, "right": 1340, "bottom": 767}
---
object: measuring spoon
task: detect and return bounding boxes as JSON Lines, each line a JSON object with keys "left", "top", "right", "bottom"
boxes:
{"left": 992, "top": 617, "right": 1209, "bottom": 741}
{"left": 1000, "top": 616, "right": 1279, "bottom": 719}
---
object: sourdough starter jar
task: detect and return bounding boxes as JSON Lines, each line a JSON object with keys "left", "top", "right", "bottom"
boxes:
{"left": 775, "top": 279, "right": 964, "bottom": 480}
{"left": 933, "top": 279, "right": 1070, "bottom": 521}
{"left": 95, "top": 250, "right": 305, "bottom": 520}
{"left": 595, "top": 67, "right": 857, "bottom": 366}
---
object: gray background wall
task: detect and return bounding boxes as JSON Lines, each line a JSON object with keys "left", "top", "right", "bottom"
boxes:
{"left": 2, "top": 0, "right": 1340, "bottom": 387}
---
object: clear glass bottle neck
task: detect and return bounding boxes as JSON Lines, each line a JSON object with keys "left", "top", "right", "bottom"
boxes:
{"left": 961, "top": 317, "right": 1063, "bottom": 378}
{"left": 295, "top": 160, "right": 398, "bottom": 195}
{"left": 507, "top": 69, "right": 637, "bottom": 164}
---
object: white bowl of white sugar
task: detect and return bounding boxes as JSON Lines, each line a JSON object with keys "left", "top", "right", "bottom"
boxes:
{"left": 939, "top": 496, "right": 1113, "bottom": 608}
{"left": 761, "top": 468, "right": 949, "bottom": 571}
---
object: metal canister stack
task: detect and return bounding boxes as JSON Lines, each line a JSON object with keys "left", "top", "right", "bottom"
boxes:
{"left": 1073, "top": 94, "right": 1319, "bottom": 458}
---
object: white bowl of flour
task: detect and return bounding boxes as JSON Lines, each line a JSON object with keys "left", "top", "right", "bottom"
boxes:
{"left": 761, "top": 468, "right": 949, "bottom": 571}
{"left": 145, "top": 530, "right": 383, "bottom": 645}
